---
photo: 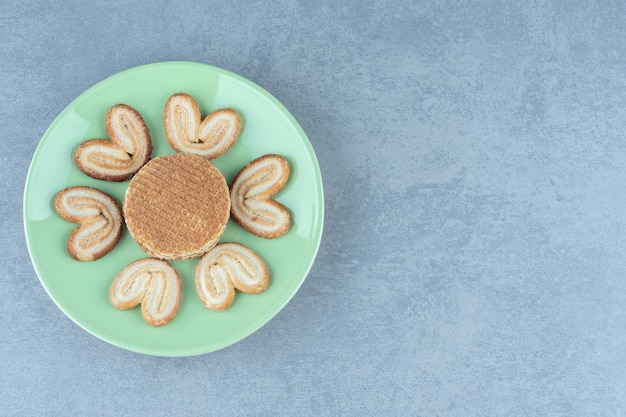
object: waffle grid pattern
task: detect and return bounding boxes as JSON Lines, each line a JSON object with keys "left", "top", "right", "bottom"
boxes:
{"left": 124, "top": 154, "right": 230, "bottom": 260}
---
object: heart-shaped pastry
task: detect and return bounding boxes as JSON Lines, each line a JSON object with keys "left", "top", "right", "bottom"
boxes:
{"left": 109, "top": 258, "right": 181, "bottom": 327}
{"left": 230, "top": 154, "right": 291, "bottom": 238}
{"left": 74, "top": 104, "right": 152, "bottom": 181}
{"left": 195, "top": 242, "right": 269, "bottom": 312}
{"left": 163, "top": 92, "right": 241, "bottom": 160}
{"left": 54, "top": 186, "right": 123, "bottom": 261}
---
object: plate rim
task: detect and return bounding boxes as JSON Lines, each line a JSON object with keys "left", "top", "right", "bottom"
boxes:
{"left": 23, "top": 60, "right": 324, "bottom": 356}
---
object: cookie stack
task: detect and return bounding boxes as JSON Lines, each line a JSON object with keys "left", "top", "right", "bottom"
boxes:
{"left": 123, "top": 153, "right": 231, "bottom": 261}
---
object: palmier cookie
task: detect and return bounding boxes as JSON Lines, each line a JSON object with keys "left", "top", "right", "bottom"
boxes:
{"left": 163, "top": 92, "right": 241, "bottom": 160}
{"left": 195, "top": 243, "right": 269, "bottom": 312}
{"left": 230, "top": 154, "right": 291, "bottom": 238}
{"left": 109, "top": 258, "right": 181, "bottom": 327}
{"left": 54, "top": 186, "right": 123, "bottom": 262}
{"left": 124, "top": 153, "right": 231, "bottom": 260}
{"left": 74, "top": 104, "right": 152, "bottom": 181}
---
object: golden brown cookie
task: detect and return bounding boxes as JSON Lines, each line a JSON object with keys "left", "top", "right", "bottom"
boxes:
{"left": 230, "top": 154, "right": 291, "bottom": 238}
{"left": 195, "top": 242, "right": 270, "bottom": 312}
{"left": 163, "top": 92, "right": 241, "bottom": 159}
{"left": 109, "top": 258, "right": 181, "bottom": 326}
{"left": 54, "top": 186, "right": 123, "bottom": 261}
{"left": 74, "top": 104, "right": 152, "bottom": 181}
{"left": 123, "top": 153, "right": 230, "bottom": 260}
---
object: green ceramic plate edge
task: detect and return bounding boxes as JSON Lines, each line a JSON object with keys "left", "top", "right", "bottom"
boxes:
{"left": 23, "top": 61, "right": 324, "bottom": 356}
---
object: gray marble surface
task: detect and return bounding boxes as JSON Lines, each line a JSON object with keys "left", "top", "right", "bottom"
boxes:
{"left": 2, "top": 1, "right": 626, "bottom": 415}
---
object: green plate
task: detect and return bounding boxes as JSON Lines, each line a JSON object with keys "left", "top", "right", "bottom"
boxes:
{"left": 23, "top": 62, "right": 324, "bottom": 356}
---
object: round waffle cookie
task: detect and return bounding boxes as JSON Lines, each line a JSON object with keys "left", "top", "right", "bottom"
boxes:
{"left": 123, "top": 153, "right": 230, "bottom": 260}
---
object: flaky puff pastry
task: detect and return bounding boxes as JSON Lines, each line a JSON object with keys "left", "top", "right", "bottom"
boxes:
{"left": 230, "top": 154, "right": 291, "bottom": 239}
{"left": 54, "top": 186, "right": 123, "bottom": 261}
{"left": 195, "top": 243, "right": 269, "bottom": 312}
{"left": 109, "top": 258, "right": 181, "bottom": 327}
{"left": 74, "top": 104, "right": 152, "bottom": 181}
{"left": 163, "top": 93, "right": 241, "bottom": 160}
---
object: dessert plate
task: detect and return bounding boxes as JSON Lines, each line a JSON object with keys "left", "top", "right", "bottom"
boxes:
{"left": 23, "top": 61, "right": 324, "bottom": 356}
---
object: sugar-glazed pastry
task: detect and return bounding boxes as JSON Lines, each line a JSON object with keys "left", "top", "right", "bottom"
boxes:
{"left": 195, "top": 243, "right": 270, "bottom": 312}
{"left": 54, "top": 186, "right": 123, "bottom": 261}
{"left": 74, "top": 104, "right": 152, "bottom": 181}
{"left": 163, "top": 92, "right": 241, "bottom": 160}
{"left": 109, "top": 258, "right": 181, "bottom": 327}
{"left": 230, "top": 154, "right": 291, "bottom": 238}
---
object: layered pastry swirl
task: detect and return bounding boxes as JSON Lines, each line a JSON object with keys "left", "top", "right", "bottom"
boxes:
{"left": 54, "top": 186, "right": 123, "bottom": 261}
{"left": 230, "top": 154, "right": 291, "bottom": 238}
{"left": 109, "top": 258, "right": 181, "bottom": 327}
{"left": 195, "top": 242, "right": 270, "bottom": 312}
{"left": 74, "top": 104, "right": 152, "bottom": 182}
{"left": 163, "top": 93, "right": 241, "bottom": 160}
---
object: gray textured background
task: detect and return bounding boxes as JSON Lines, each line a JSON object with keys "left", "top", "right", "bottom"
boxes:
{"left": 2, "top": 1, "right": 626, "bottom": 415}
